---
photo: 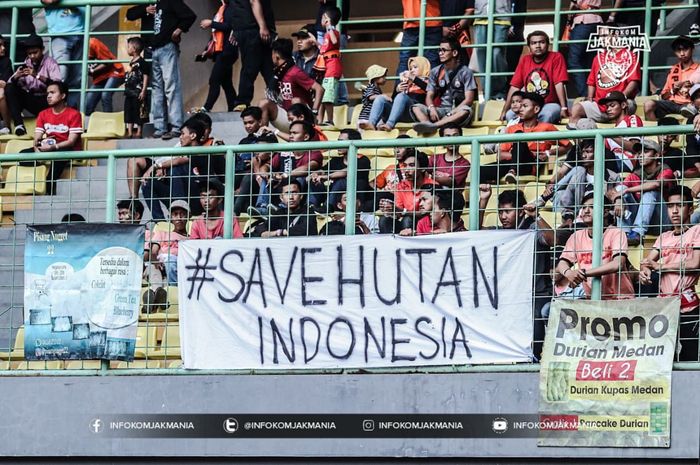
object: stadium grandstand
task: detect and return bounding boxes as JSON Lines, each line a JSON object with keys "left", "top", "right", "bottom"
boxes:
{"left": 2, "top": 0, "right": 700, "bottom": 461}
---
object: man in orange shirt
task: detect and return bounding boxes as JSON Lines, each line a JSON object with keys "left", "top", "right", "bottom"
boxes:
{"left": 644, "top": 35, "right": 700, "bottom": 121}
{"left": 86, "top": 37, "right": 125, "bottom": 115}
{"left": 397, "top": 0, "right": 442, "bottom": 74}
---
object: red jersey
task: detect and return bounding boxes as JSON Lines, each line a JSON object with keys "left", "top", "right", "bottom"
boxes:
{"left": 623, "top": 163, "right": 676, "bottom": 201}
{"left": 279, "top": 65, "right": 316, "bottom": 111}
{"left": 88, "top": 38, "right": 125, "bottom": 85}
{"left": 605, "top": 115, "right": 643, "bottom": 171}
{"left": 510, "top": 52, "right": 568, "bottom": 105}
{"left": 35, "top": 106, "right": 83, "bottom": 151}
{"left": 320, "top": 28, "right": 342, "bottom": 79}
{"left": 588, "top": 51, "right": 641, "bottom": 110}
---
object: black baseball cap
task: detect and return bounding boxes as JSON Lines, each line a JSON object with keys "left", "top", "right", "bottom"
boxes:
{"left": 292, "top": 24, "right": 317, "bottom": 39}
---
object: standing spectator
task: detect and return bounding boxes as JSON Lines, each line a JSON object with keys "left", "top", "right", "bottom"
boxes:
{"left": 505, "top": 0, "right": 527, "bottom": 75}
{"left": 40, "top": 0, "right": 84, "bottom": 108}
{"left": 189, "top": 178, "right": 243, "bottom": 239}
{"left": 32, "top": 80, "right": 83, "bottom": 195}
{"left": 86, "top": 38, "right": 125, "bottom": 115}
{"left": 0, "top": 35, "right": 14, "bottom": 135}
{"left": 397, "top": 0, "right": 442, "bottom": 74}
{"left": 292, "top": 24, "right": 320, "bottom": 79}
{"left": 611, "top": 0, "right": 663, "bottom": 36}
{"left": 357, "top": 65, "right": 388, "bottom": 130}
{"left": 0, "top": 8, "right": 35, "bottom": 62}
{"left": 371, "top": 56, "right": 430, "bottom": 131}
{"left": 124, "top": 37, "right": 150, "bottom": 140}
{"left": 317, "top": 6, "right": 343, "bottom": 126}
{"left": 430, "top": 125, "right": 470, "bottom": 189}
{"left": 599, "top": 91, "right": 643, "bottom": 172}
{"left": 645, "top": 36, "right": 699, "bottom": 121}
{"left": 411, "top": 37, "right": 478, "bottom": 134}
{"left": 126, "top": 4, "right": 155, "bottom": 53}
{"left": 566, "top": 0, "right": 603, "bottom": 97}
{"left": 231, "top": 0, "right": 276, "bottom": 112}
{"left": 500, "top": 31, "right": 569, "bottom": 124}
{"left": 473, "top": 0, "right": 511, "bottom": 99}
{"left": 640, "top": 185, "right": 700, "bottom": 361}
{"left": 316, "top": 0, "right": 350, "bottom": 105}
{"left": 5, "top": 35, "right": 61, "bottom": 136}
{"left": 199, "top": 0, "right": 239, "bottom": 113}
{"left": 258, "top": 39, "right": 323, "bottom": 132}
{"left": 144, "top": 0, "right": 196, "bottom": 140}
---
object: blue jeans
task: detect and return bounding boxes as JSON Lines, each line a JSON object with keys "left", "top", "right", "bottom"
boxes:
{"left": 309, "top": 178, "right": 347, "bottom": 210}
{"left": 164, "top": 255, "right": 178, "bottom": 286}
{"left": 51, "top": 35, "right": 83, "bottom": 108}
{"left": 474, "top": 24, "right": 509, "bottom": 99}
{"left": 506, "top": 103, "right": 561, "bottom": 124}
{"left": 396, "top": 26, "right": 441, "bottom": 75}
{"left": 620, "top": 190, "right": 668, "bottom": 236}
{"left": 141, "top": 164, "right": 189, "bottom": 220}
{"left": 568, "top": 23, "right": 599, "bottom": 97}
{"left": 369, "top": 93, "right": 415, "bottom": 128}
{"left": 151, "top": 42, "right": 185, "bottom": 134}
{"left": 86, "top": 76, "right": 125, "bottom": 115}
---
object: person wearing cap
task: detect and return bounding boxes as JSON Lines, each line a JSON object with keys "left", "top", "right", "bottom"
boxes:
{"left": 371, "top": 56, "right": 430, "bottom": 131}
{"left": 151, "top": 200, "right": 190, "bottom": 285}
{"left": 612, "top": 139, "right": 675, "bottom": 245}
{"left": 357, "top": 64, "right": 388, "bottom": 130}
{"left": 292, "top": 24, "right": 320, "bottom": 80}
{"left": 4, "top": 35, "right": 60, "bottom": 136}
{"left": 598, "top": 90, "right": 643, "bottom": 172}
{"left": 411, "top": 37, "right": 478, "bottom": 134}
{"left": 644, "top": 36, "right": 699, "bottom": 121}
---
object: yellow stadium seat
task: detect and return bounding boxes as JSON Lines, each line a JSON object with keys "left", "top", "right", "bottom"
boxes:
{"left": 114, "top": 360, "right": 162, "bottom": 369}
{"left": 150, "top": 324, "right": 181, "bottom": 359}
{"left": 0, "top": 327, "right": 24, "bottom": 360}
{"left": 626, "top": 246, "right": 645, "bottom": 271}
{"left": 65, "top": 360, "right": 102, "bottom": 369}
{"left": 0, "top": 361, "right": 10, "bottom": 370}
{"left": 369, "top": 156, "right": 396, "bottom": 182}
{"left": 349, "top": 103, "right": 363, "bottom": 128}
{"left": 362, "top": 129, "right": 399, "bottom": 139}
{"left": 4, "top": 139, "right": 34, "bottom": 154}
{"left": 83, "top": 111, "right": 125, "bottom": 139}
{"left": 333, "top": 105, "right": 349, "bottom": 127}
{"left": 523, "top": 182, "right": 547, "bottom": 203}
{"left": 317, "top": 214, "right": 329, "bottom": 233}
{"left": 15, "top": 361, "right": 64, "bottom": 370}
{"left": 322, "top": 130, "right": 340, "bottom": 141}
{"left": 152, "top": 221, "right": 174, "bottom": 234}
{"left": 634, "top": 95, "right": 658, "bottom": 118}
{"left": 482, "top": 212, "right": 499, "bottom": 228}
{"left": 480, "top": 99, "right": 504, "bottom": 122}
{"left": 0, "top": 165, "right": 48, "bottom": 195}
{"left": 134, "top": 325, "right": 159, "bottom": 359}
{"left": 539, "top": 210, "right": 562, "bottom": 228}
{"left": 0, "top": 119, "right": 35, "bottom": 141}
{"left": 167, "top": 359, "right": 183, "bottom": 368}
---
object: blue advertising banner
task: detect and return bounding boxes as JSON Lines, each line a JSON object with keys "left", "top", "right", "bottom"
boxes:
{"left": 24, "top": 224, "right": 144, "bottom": 361}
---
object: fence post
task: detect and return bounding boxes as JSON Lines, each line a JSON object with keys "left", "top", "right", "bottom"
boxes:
{"left": 223, "top": 149, "right": 235, "bottom": 239}
{"left": 468, "top": 139, "right": 481, "bottom": 231}
{"left": 79, "top": 4, "right": 91, "bottom": 115}
{"left": 484, "top": 0, "right": 495, "bottom": 100}
{"left": 337, "top": 0, "right": 343, "bottom": 34}
{"left": 418, "top": 0, "right": 427, "bottom": 58}
{"left": 591, "top": 133, "right": 605, "bottom": 300}
{"left": 102, "top": 151, "right": 117, "bottom": 374}
{"left": 10, "top": 7, "right": 18, "bottom": 64}
{"left": 553, "top": 0, "right": 562, "bottom": 52}
{"left": 641, "top": 0, "right": 652, "bottom": 96}
{"left": 344, "top": 143, "right": 358, "bottom": 235}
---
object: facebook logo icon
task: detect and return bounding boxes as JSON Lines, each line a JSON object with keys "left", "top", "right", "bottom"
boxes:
{"left": 90, "top": 418, "right": 103, "bottom": 434}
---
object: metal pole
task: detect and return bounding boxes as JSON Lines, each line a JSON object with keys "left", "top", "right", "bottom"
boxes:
{"left": 102, "top": 151, "right": 117, "bottom": 374}
{"left": 468, "top": 140, "right": 481, "bottom": 231}
{"left": 591, "top": 133, "right": 605, "bottom": 300}
{"left": 79, "top": 5, "right": 91, "bottom": 115}
{"left": 642, "top": 0, "right": 652, "bottom": 96}
{"left": 418, "top": 0, "right": 427, "bottom": 58}
{"left": 223, "top": 149, "right": 235, "bottom": 239}
{"left": 336, "top": 0, "right": 343, "bottom": 34}
{"left": 344, "top": 144, "right": 358, "bottom": 235}
{"left": 553, "top": 0, "right": 562, "bottom": 51}
{"left": 484, "top": 0, "right": 495, "bottom": 100}
{"left": 10, "top": 7, "right": 18, "bottom": 64}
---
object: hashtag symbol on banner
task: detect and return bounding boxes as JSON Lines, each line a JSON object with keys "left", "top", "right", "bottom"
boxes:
{"left": 185, "top": 248, "right": 216, "bottom": 300}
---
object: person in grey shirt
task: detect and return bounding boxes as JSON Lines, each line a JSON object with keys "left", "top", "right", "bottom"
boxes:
{"left": 411, "top": 37, "right": 478, "bottom": 134}
{"left": 291, "top": 24, "right": 320, "bottom": 80}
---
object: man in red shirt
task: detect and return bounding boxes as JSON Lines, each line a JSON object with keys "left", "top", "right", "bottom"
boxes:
{"left": 612, "top": 139, "right": 675, "bottom": 245}
{"left": 258, "top": 38, "right": 323, "bottom": 132}
{"left": 86, "top": 37, "right": 125, "bottom": 115}
{"left": 397, "top": 0, "right": 442, "bottom": 74}
{"left": 499, "top": 31, "right": 569, "bottom": 124}
{"left": 32, "top": 80, "right": 83, "bottom": 194}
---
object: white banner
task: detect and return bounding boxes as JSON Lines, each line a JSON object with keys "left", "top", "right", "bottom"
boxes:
{"left": 178, "top": 231, "right": 535, "bottom": 369}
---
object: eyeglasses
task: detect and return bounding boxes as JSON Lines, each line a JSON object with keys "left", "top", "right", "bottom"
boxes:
{"left": 438, "top": 48, "right": 453, "bottom": 53}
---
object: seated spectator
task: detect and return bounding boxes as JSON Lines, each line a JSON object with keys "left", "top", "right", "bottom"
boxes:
{"left": 358, "top": 65, "right": 388, "bottom": 130}
{"left": 86, "top": 37, "right": 125, "bottom": 115}
{"left": 292, "top": 24, "right": 320, "bottom": 80}
{"left": 556, "top": 190, "right": 635, "bottom": 300}
{"left": 483, "top": 92, "right": 571, "bottom": 183}
{"left": 6, "top": 34, "right": 60, "bottom": 136}
{"left": 370, "top": 136, "right": 411, "bottom": 193}
{"left": 371, "top": 56, "right": 430, "bottom": 131}
{"left": 504, "top": 90, "right": 525, "bottom": 126}
{"left": 657, "top": 117, "right": 694, "bottom": 179}
{"left": 28, "top": 80, "right": 83, "bottom": 195}
{"left": 411, "top": 37, "right": 478, "bottom": 134}
{"left": 321, "top": 192, "right": 379, "bottom": 235}
{"left": 309, "top": 128, "right": 370, "bottom": 210}
{"left": 599, "top": 91, "right": 643, "bottom": 172}
{"left": 415, "top": 187, "right": 466, "bottom": 234}
{"left": 430, "top": 125, "right": 470, "bottom": 189}
{"left": 190, "top": 179, "right": 243, "bottom": 239}
{"left": 644, "top": 36, "right": 699, "bottom": 121}
{"left": 235, "top": 106, "right": 265, "bottom": 189}
{"left": 273, "top": 103, "right": 328, "bottom": 142}
{"left": 150, "top": 200, "right": 190, "bottom": 285}
{"left": 252, "top": 180, "right": 319, "bottom": 237}
{"left": 499, "top": 31, "right": 569, "bottom": 124}
{"left": 124, "top": 36, "right": 150, "bottom": 139}
{"left": 259, "top": 38, "right": 323, "bottom": 132}
{"left": 640, "top": 185, "right": 700, "bottom": 360}
{"left": 0, "top": 35, "right": 13, "bottom": 134}
{"left": 269, "top": 120, "right": 323, "bottom": 203}
{"left": 378, "top": 151, "right": 436, "bottom": 233}
{"left": 234, "top": 132, "right": 278, "bottom": 217}
{"left": 612, "top": 139, "right": 675, "bottom": 245}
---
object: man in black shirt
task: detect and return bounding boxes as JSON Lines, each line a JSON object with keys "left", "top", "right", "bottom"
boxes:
{"left": 231, "top": 0, "right": 276, "bottom": 111}
{"left": 253, "top": 180, "right": 319, "bottom": 237}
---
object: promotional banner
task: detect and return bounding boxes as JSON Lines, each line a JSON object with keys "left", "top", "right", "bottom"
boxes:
{"left": 178, "top": 231, "right": 535, "bottom": 369}
{"left": 24, "top": 224, "right": 144, "bottom": 361}
{"left": 539, "top": 298, "right": 679, "bottom": 448}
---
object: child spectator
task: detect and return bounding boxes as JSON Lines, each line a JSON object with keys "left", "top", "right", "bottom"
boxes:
{"left": 190, "top": 179, "right": 243, "bottom": 239}
{"left": 86, "top": 38, "right": 125, "bottom": 115}
{"left": 557, "top": 191, "right": 635, "bottom": 299}
{"left": 599, "top": 91, "right": 643, "bottom": 172}
{"left": 317, "top": 6, "right": 343, "bottom": 126}
{"left": 253, "top": 180, "right": 318, "bottom": 237}
{"left": 645, "top": 36, "right": 699, "bottom": 121}
{"left": 372, "top": 56, "right": 430, "bottom": 131}
{"left": 640, "top": 185, "right": 700, "bottom": 360}
{"left": 358, "top": 65, "right": 388, "bottom": 130}
{"left": 124, "top": 37, "right": 150, "bottom": 139}
{"left": 150, "top": 200, "right": 190, "bottom": 285}
{"left": 415, "top": 187, "right": 467, "bottom": 235}
{"left": 613, "top": 139, "right": 675, "bottom": 245}
{"left": 430, "top": 125, "right": 470, "bottom": 189}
